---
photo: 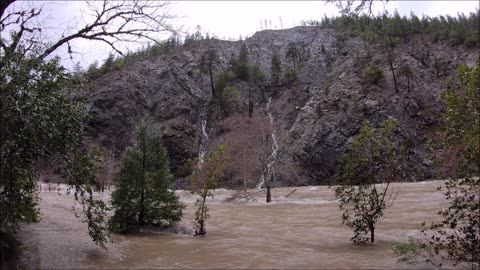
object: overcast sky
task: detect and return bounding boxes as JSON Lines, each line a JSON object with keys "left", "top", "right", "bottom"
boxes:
{"left": 12, "top": 1, "right": 478, "bottom": 70}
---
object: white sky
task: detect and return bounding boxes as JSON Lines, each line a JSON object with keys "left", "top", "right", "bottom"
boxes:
{"left": 8, "top": 1, "right": 479, "bottom": 70}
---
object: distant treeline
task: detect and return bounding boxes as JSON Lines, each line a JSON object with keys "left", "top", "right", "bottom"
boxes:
{"left": 301, "top": 10, "right": 479, "bottom": 47}
{"left": 79, "top": 10, "right": 479, "bottom": 81}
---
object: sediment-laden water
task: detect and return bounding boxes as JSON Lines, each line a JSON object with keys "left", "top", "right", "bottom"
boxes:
{"left": 19, "top": 181, "right": 457, "bottom": 269}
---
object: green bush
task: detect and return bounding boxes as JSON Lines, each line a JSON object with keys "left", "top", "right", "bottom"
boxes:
{"left": 393, "top": 238, "right": 422, "bottom": 263}
{"left": 249, "top": 64, "right": 266, "bottom": 85}
{"left": 464, "top": 31, "right": 479, "bottom": 48}
{"left": 283, "top": 68, "right": 298, "bottom": 85}
{"left": 221, "top": 86, "right": 240, "bottom": 116}
{"left": 448, "top": 29, "right": 466, "bottom": 46}
{"left": 214, "top": 71, "right": 235, "bottom": 98}
{"left": 364, "top": 64, "right": 384, "bottom": 85}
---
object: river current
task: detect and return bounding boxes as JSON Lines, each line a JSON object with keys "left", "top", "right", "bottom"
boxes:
{"left": 19, "top": 180, "right": 457, "bottom": 269}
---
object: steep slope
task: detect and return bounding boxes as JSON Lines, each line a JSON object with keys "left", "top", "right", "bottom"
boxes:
{"left": 85, "top": 26, "right": 479, "bottom": 187}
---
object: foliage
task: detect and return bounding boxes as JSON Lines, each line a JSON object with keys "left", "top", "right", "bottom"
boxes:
{"left": 398, "top": 63, "right": 414, "bottom": 91}
{"left": 439, "top": 63, "right": 479, "bottom": 175}
{"left": 364, "top": 64, "right": 384, "bottom": 85}
{"left": 221, "top": 86, "right": 241, "bottom": 116}
{"left": 421, "top": 62, "right": 479, "bottom": 268}
{"left": 109, "top": 119, "right": 184, "bottom": 233}
{"left": 250, "top": 64, "right": 266, "bottom": 85}
{"left": 286, "top": 43, "right": 299, "bottom": 68}
{"left": 334, "top": 118, "right": 407, "bottom": 243}
{"left": 236, "top": 43, "right": 250, "bottom": 81}
{"left": 398, "top": 63, "right": 414, "bottom": 79}
{"left": 283, "top": 68, "right": 298, "bottom": 85}
{"left": 302, "top": 8, "right": 479, "bottom": 49}
{"left": 271, "top": 52, "right": 282, "bottom": 86}
{"left": 191, "top": 145, "right": 227, "bottom": 236}
{"left": 86, "top": 61, "right": 101, "bottom": 80}
{"left": 0, "top": 52, "right": 112, "bottom": 255}
{"left": 464, "top": 31, "right": 480, "bottom": 48}
{"left": 393, "top": 238, "right": 422, "bottom": 263}
{"left": 214, "top": 71, "right": 235, "bottom": 98}
{"left": 0, "top": 0, "right": 179, "bottom": 254}
{"left": 421, "top": 178, "right": 480, "bottom": 268}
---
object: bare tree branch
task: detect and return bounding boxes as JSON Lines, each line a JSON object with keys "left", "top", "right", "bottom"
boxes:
{"left": 0, "top": 0, "right": 15, "bottom": 20}
{"left": 326, "top": 0, "right": 389, "bottom": 17}
{"left": 1, "top": 0, "right": 179, "bottom": 61}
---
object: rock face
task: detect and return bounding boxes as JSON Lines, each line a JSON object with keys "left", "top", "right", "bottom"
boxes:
{"left": 85, "top": 26, "right": 479, "bottom": 186}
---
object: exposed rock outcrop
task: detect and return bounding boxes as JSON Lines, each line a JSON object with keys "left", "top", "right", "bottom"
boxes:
{"left": 85, "top": 26, "right": 479, "bottom": 187}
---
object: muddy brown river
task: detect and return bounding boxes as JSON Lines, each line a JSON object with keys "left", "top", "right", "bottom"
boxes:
{"left": 19, "top": 180, "right": 459, "bottom": 269}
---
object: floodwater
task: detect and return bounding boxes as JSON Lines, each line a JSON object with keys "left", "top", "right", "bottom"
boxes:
{"left": 19, "top": 181, "right": 458, "bottom": 269}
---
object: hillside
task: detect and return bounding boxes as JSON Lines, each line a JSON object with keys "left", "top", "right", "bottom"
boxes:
{"left": 84, "top": 26, "right": 479, "bottom": 188}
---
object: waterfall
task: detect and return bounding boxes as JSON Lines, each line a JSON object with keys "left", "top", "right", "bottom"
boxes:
{"left": 257, "top": 97, "right": 279, "bottom": 190}
{"left": 198, "top": 106, "right": 209, "bottom": 164}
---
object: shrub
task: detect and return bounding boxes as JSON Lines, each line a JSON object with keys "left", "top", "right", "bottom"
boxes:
{"left": 283, "top": 68, "right": 298, "bottom": 85}
{"left": 249, "top": 64, "right": 266, "bottom": 85}
{"left": 364, "top": 64, "right": 384, "bottom": 85}
{"left": 221, "top": 86, "right": 240, "bottom": 116}
{"left": 464, "top": 31, "right": 479, "bottom": 48}
{"left": 214, "top": 71, "right": 235, "bottom": 98}
{"left": 393, "top": 238, "right": 422, "bottom": 263}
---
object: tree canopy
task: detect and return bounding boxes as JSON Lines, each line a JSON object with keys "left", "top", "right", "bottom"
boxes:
{"left": 109, "top": 119, "right": 183, "bottom": 233}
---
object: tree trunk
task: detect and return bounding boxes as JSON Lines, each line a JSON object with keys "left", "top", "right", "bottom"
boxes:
{"left": 248, "top": 100, "right": 253, "bottom": 118}
{"left": 389, "top": 60, "right": 398, "bottom": 93}
{"left": 266, "top": 176, "right": 271, "bottom": 203}
{"left": 243, "top": 176, "right": 247, "bottom": 192}
{"left": 139, "top": 136, "right": 146, "bottom": 226}
{"left": 370, "top": 225, "right": 375, "bottom": 243}
{"left": 197, "top": 194, "right": 207, "bottom": 235}
{"left": 209, "top": 62, "right": 215, "bottom": 96}
{"left": 266, "top": 183, "right": 271, "bottom": 203}
{"left": 138, "top": 190, "right": 145, "bottom": 225}
{"left": 387, "top": 34, "right": 399, "bottom": 94}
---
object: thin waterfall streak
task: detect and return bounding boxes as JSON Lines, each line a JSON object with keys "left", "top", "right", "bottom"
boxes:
{"left": 257, "top": 97, "right": 279, "bottom": 190}
{"left": 198, "top": 106, "right": 209, "bottom": 164}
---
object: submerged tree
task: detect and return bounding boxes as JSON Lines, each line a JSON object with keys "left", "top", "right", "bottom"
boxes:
{"left": 109, "top": 119, "right": 184, "bottom": 233}
{"left": 334, "top": 118, "right": 407, "bottom": 243}
{"left": 191, "top": 145, "right": 227, "bottom": 236}
{"left": 421, "top": 63, "right": 479, "bottom": 268}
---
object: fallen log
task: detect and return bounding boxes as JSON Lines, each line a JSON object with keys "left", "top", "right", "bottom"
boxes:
{"left": 285, "top": 189, "right": 297, "bottom": 198}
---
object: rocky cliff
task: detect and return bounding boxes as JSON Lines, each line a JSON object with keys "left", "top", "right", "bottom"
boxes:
{"left": 85, "top": 26, "right": 479, "bottom": 188}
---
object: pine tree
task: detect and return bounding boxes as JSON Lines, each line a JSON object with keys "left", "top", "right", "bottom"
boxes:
{"left": 102, "top": 52, "right": 115, "bottom": 73}
{"left": 109, "top": 119, "right": 184, "bottom": 233}
{"left": 236, "top": 43, "right": 250, "bottom": 81}
{"left": 271, "top": 52, "right": 282, "bottom": 86}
